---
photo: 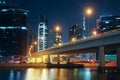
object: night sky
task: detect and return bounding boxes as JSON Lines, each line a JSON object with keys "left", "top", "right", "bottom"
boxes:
{"left": 12, "top": 0, "right": 120, "bottom": 42}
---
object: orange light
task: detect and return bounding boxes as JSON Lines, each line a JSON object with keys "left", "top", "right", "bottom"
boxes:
{"left": 54, "top": 25, "right": 61, "bottom": 32}
{"left": 92, "top": 31, "right": 97, "bottom": 36}
{"left": 71, "top": 37, "right": 77, "bottom": 42}
{"left": 34, "top": 41, "right": 37, "bottom": 45}
{"left": 84, "top": 7, "right": 94, "bottom": 16}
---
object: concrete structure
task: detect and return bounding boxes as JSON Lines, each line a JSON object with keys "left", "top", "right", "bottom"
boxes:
{"left": 30, "top": 29, "right": 120, "bottom": 68}
{"left": 38, "top": 15, "right": 48, "bottom": 51}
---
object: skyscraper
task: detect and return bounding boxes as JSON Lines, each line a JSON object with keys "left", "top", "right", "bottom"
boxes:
{"left": 38, "top": 15, "right": 48, "bottom": 51}
{"left": 69, "top": 24, "right": 82, "bottom": 42}
{"left": 0, "top": 0, "right": 29, "bottom": 61}
{"left": 98, "top": 15, "right": 120, "bottom": 32}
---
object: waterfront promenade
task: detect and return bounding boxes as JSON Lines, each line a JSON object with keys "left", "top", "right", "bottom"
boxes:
{"left": 0, "top": 61, "right": 116, "bottom": 69}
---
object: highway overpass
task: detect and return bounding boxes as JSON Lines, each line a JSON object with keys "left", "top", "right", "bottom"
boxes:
{"left": 30, "top": 29, "right": 120, "bottom": 67}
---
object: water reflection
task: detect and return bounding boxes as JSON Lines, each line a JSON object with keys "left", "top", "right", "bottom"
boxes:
{"left": 0, "top": 68, "right": 120, "bottom": 80}
{"left": 25, "top": 68, "right": 49, "bottom": 80}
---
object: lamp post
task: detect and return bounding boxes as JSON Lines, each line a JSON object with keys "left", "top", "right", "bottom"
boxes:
{"left": 55, "top": 25, "right": 61, "bottom": 32}
{"left": 71, "top": 37, "right": 77, "bottom": 43}
{"left": 28, "top": 41, "right": 37, "bottom": 56}
{"left": 83, "top": 7, "right": 93, "bottom": 37}
{"left": 82, "top": 7, "right": 94, "bottom": 59}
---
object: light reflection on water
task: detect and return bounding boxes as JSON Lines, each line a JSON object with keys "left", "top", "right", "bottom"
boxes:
{"left": 0, "top": 68, "right": 120, "bottom": 80}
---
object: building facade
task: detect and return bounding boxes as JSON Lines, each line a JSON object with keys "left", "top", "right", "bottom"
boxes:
{"left": 0, "top": 1, "right": 28, "bottom": 60}
{"left": 38, "top": 15, "right": 48, "bottom": 51}
{"left": 98, "top": 15, "right": 120, "bottom": 32}
{"left": 69, "top": 24, "right": 82, "bottom": 42}
{"left": 53, "top": 31, "right": 62, "bottom": 46}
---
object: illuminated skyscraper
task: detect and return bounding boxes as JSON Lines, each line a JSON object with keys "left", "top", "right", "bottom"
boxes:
{"left": 38, "top": 15, "right": 48, "bottom": 51}
{"left": 0, "top": 0, "right": 29, "bottom": 61}
{"left": 98, "top": 15, "right": 120, "bottom": 32}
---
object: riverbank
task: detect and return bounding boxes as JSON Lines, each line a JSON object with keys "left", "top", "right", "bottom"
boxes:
{"left": 0, "top": 63, "right": 84, "bottom": 68}
{"left": 0, "top": 61, "right": 116, "bottom": 69}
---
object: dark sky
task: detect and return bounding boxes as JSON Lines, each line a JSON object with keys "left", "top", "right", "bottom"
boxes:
{"left": 12, "top": 0, "right": 120, "bottom": 42}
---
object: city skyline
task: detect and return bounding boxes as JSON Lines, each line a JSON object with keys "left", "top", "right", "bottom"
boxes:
{"left": 11, "top": 0, "right": 120, "bottom": 42}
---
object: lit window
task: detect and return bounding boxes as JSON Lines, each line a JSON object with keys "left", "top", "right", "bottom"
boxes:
{"left": 116, "top": 17, "right": 120, "bottom": 20}
{"left": 103, "top": 28, "right": 106, "bottom": 30}
{"left": 3, "top": 1, "right": 5, "bottom": 4}
{"left": 105, "top": 21, "right": 109, "bottom": 24}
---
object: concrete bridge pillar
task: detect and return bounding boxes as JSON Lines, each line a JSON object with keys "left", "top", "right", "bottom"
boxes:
{"left": 117, "top": 48, "right": 120, "bottom": 67}
{"left": 98, "top": 46, "right": 105, "bottom": 67}
{"left": 66, "top": 55, "right": 70, "bottom": 64}
{"left": 57, "top": 54, "right": 60, "bottom": 64}
{"left": 47, "top": 54, "right": 50, "bottom": 64}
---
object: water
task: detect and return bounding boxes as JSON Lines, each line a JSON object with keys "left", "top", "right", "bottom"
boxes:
{"left": 0, "top": 68, "right": 120, "bottom": 80}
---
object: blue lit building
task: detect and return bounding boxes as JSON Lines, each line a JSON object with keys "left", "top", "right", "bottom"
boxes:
{"left": 0, "top": 1, "right": 29, "bottom": 61}
{"left": 99, "top": 15, "right": 120, "bottom": 32}
{"left": 97, "top": 15, "right": 120, "bottom": 61}
{"left": 38, "top": 15, "right": 48, "bottom": 51}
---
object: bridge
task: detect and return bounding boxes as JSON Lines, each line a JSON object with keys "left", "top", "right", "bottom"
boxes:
{"left": 30, "top": 29, "right": 120, "bottom": 68}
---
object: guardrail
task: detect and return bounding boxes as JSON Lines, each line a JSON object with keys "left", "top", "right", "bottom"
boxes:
{"left": 46, "top": 29, "right": 120, "bottom": 50}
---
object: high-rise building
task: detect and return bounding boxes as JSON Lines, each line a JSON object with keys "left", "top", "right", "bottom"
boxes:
{"left": 69, "top": 24, "right": 82, "bottom": 42}
{"left": 49, "top": 25, "right": 62, "bottom": 47}
{"left": 53, "top": 26, "right": 62, "bottom": 46}
{"left": 53, "top": 31, "right": 62, "bottom": 46}
{"left": 0, "top": 1, "right": 29, "bottom": 60}
{"left": 38, "top": 15, "right": 48, "bottom": 51}
{"left": 98, "top": 15, "right": 120, "bottom": 32}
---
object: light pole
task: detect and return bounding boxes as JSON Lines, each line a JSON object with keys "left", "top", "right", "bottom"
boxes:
{"left": 55, "top": 25, "right": 61, "bottom": 32}
{"left": 71, "top": 37, "right": 77, "bottom": 43}
{"left": 82, "top": 7, "right": 94, "bottom": 59}
{"left": 83, "top": 7, "right": 93, "bottom": 37}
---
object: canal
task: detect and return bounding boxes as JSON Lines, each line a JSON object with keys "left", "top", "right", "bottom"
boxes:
{"left": 0, "top": 68, "right": 120, "bottom": 80}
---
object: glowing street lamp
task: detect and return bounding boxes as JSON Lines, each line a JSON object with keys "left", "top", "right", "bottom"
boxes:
{"left": 30, "top": 45, "right": 33, "bottom": 48}
{"left": 55, "top": 25, "right": 61, "bottom": 32}
{"left": 83, "top": 6, "right": 94, "bottom": 37}
{"left": 71, "top": 37, "right": 77, "bottom": 42}
{"left": 92, "top": 28, "right": 99, "bottom": 36}
{"left": 85, "top": 8, "right": 93, "bottom": 16}
{"left": 92, "top": 31, "right": 97, "bottom": 36}
{"left": 34, "top": 41, "right": 37, "bottom": 45}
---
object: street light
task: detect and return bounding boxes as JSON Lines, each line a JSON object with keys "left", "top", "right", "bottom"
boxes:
{"left": 30, "top": 45, "right": 33, "bottom": 48}
{"left": 55, "top": 25, "right": 61, "bottom": 32}
{"left": 71, "top": 37, "right": 77, "bottom": 42}
{"left": 82, "top": 6, "right": 94, "bottom": 60}
{"left": 85, "top": 8, "right": 93, "bottom": 16}
{"left": 92, "top": 28, "right": 99, "bottom": 36}
{"left": 83, "top": 7, "right": 93, "bottom": 37}
{"left": 34, "top": 41, "right": 37, "bottom": 45}
{"left": 92, "top": 31, "right": 97, "bottom": 36}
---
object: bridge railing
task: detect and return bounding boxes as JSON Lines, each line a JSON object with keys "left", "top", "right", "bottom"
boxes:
{"left": 46, "top": 29, "right": 120, "bottom": 50}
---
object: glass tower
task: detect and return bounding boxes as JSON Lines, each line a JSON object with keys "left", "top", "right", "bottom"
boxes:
{"left": 0, "top": 1, "right": 29, "bottom": 61}
{"left": 38, "top": 15, "right": 48, "bottom": 51}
